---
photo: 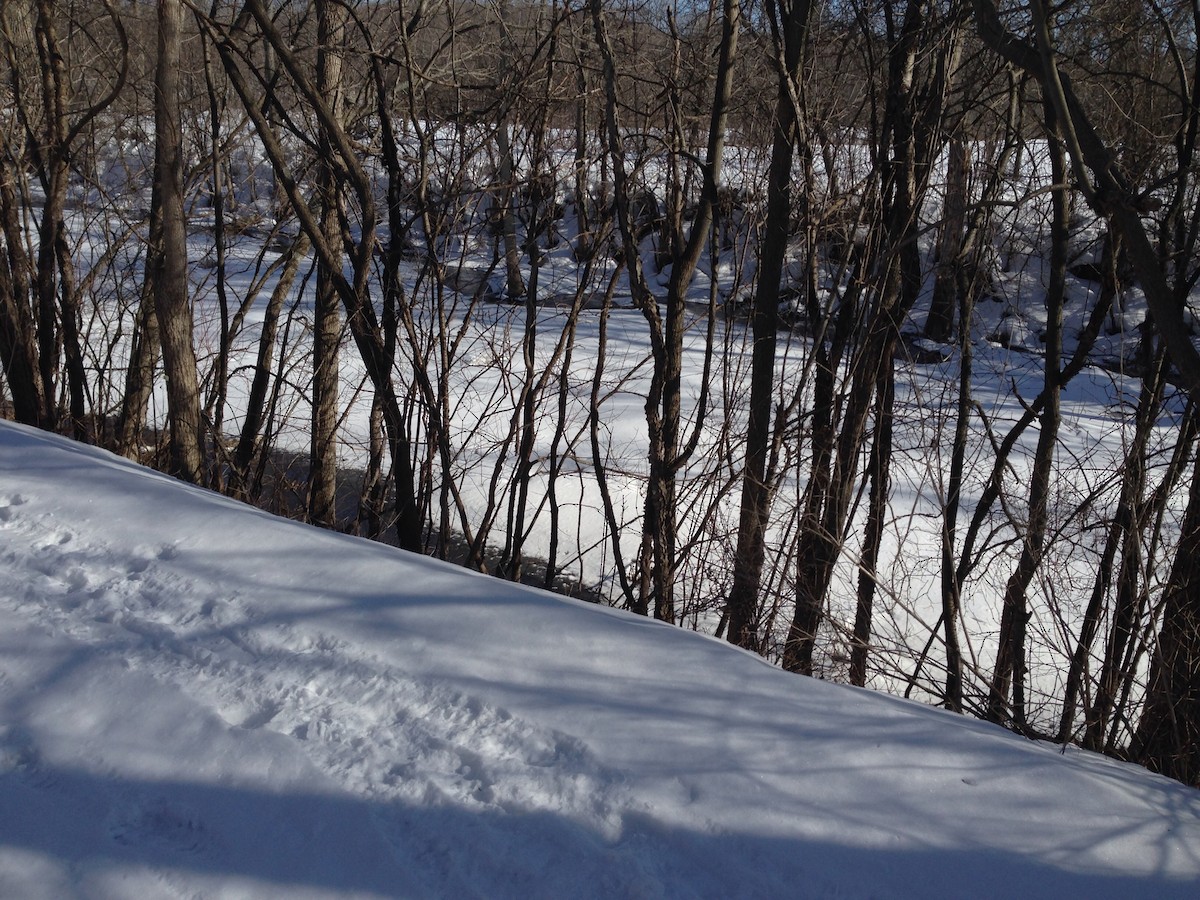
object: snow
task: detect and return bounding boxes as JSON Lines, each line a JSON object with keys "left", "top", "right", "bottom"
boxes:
{"left": 1, "top": 420, "right": 1198, "bottom": 899}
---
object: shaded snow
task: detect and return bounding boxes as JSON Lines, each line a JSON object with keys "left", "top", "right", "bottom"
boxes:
{"left": 0, "top": 421, "right": 1197, "bottom": 898}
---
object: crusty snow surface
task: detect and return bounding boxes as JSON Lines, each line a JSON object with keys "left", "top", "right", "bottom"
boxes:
{"left": 0, "top": 421, "right": 1197, "bottom": 899}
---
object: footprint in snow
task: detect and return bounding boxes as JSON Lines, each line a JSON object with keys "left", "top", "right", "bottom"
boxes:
{"left": 33, "top": 529, "right": 73, "bottom": 552}
{"left": 237, "top": 700, "right": 282, "bottom": 730}
{"left": 0, "top": 493, "right": 25, "bottom": 524}
{"left": 64, "top": 567, "right": 90, "bottom": 592}
{"left": 108, "top": 798, "right": 210, "bottom": 854}
{"left": 0, "top": 725, "right": 40, "bottom": 780}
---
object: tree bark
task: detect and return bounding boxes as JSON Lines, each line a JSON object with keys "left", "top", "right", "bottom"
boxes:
{"left": 0, "top": 164, "right": 45, "bottom": 427}
{"left": 850, "top": 363, "right": 894, "bottom": 686}
{"left": 152, "top": 0, "right": 205, "bottom": 484}
{"left": 233, "top": 233, "right": 308, "bottom": 492}
{"left": 926, "top": 137, "right": 970, "bottom": 342}
{"left": 116, "top": 265, "right": 160, "bottom": 459}
{"left": 727, "top": 0, "right": 813, "bottom": 652}
{"left": 1131, "top": 447, "right": 1200, "bottom": 786}
{"left": 308, "top": 0, "right": 347, "bottom": 528}
{"left": 785, "top": 0, "right": 945, "bottom": 674}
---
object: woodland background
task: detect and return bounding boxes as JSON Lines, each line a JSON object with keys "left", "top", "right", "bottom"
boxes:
{"left": 3, "top": 0, "right": 1200, "bottom": 789}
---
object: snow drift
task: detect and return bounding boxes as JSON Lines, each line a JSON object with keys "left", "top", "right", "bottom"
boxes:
{"left": 0, "top": 421, "right": 1197, "bottom": 898}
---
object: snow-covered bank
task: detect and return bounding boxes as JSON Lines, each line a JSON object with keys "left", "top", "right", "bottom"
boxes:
{"left": 1, "top": 420, "right": 1197, "bottom": 899}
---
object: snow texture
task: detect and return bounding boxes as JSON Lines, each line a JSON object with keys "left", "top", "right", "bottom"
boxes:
{"left": 0, "top": 421, "right": 1197, "bottom": 898}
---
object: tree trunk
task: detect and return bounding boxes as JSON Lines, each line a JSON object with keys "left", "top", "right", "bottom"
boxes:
{"left": 233, "top": 233, "right": 308, "bottom": 491}
{"left": 1083, "top": 344, "right": 1164, "bottom": 751}
{"left": 31, "top": 0, "right": 66, "bottom": 432}
{"left": 590, "top": 0, "right": 738, "bottom": 623}
{"left": 0, "top": 165, "right": 45, "bottom": 427}
{"left": 152, "top": 0, "right": 204, "bottom": 484}
{"left": 850, "top": 362, "right": 894, "bottom": 686}
{"left": 116, "top": 270, "right": 160, "bottom": 458}
{"left": 308, "top": 0, "right": 346, "bottom": 528}
{"left": 1131, "top": 448, "right": 1200, "bottom": 786}
{"left": 926, "top": 137, "right": 970, "bottom": 341}
{"left": 987, "top": 98, "right": 1069, "bottom": 730}
{"left": 785, "top": 0, "right": 939, "bottom": 674}
{"left": 727, "top": 0, "right": 814, "bottom": 652}
{"left": 494, "top": 122, "right": 525, "bottom": 301}
{"left": 215, "top": 0, "right": 423, "bottom": 549}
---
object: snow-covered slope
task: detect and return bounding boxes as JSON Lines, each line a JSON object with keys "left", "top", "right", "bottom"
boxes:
{"left": 0, "top": 421, "right": 1197, "bottom": 899}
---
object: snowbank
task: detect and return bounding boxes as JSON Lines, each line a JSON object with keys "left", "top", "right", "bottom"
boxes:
{"left": 0, "top": 421, "right": 1196, "bottom": 898}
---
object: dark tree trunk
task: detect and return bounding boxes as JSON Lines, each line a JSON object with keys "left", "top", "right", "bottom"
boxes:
{"left": 727, "top": 0, "right": 814, "bottom": 653}
{"left": 233, "top": 234, "right": 308, "bottom": 491}
{"left": 851, "top": 363, "right": 894, "bottom": 686}
{"left": 116, "top": 269, "right": 160, "bottom": 458}
{"left": 1083, "top": 344, "right": 1165, "bottom": 751}
{"left": 785, "top": 0, "right": 939, "bottom": 675}
{"left": 216, "top": 0, "right": 424, "bottom": 550}
{"left": 987, "top": 98, "right": 1069, "bottom": 730}
{"left": 32, "top": 0, "right": 66, "bottom": 432}
{"left": 926, "top": 137, "right": 970, "bottom": 342}
{"left": 1131, "top": 448, "right": 1200, "bottom": 787}
{"left": 0, "top": 167, "right": 45, "bottom": 427}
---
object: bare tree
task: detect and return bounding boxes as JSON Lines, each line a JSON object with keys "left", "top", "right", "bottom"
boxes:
{"left": 986, "top": 97, "right": 1069, "bottom": 730}
{"left": 307, "top": 0, "right": 348, "bottom": 528}
{"left": 727, "top": 0, "right": 816, "bottom": 652}
{"left": 153, "top": 0, "right": 204, "bottom": 483}
{"left": 592, "top": 0, "right": 739, "bottom": 622}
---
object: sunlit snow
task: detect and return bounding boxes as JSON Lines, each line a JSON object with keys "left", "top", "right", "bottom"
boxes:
{"left": 0, "top": 420, "right": 1197, "bottom": 898}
